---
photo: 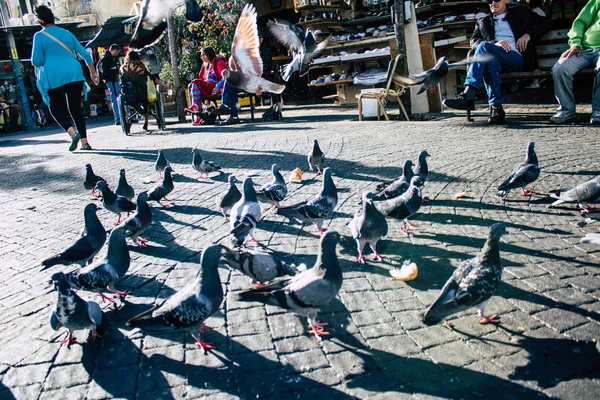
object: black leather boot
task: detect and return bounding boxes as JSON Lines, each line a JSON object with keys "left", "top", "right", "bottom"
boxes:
{"left": 488, "top": 104, "right": 505, "bottom": 125}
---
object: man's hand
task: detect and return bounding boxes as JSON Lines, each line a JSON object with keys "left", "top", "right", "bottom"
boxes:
{"left": 496, "top": 40, "right": 511, "bottom": 52}
{"left": 560, "top": 46, "right": 582, "bottom": 59}
{"left": 516, "top": 34, "right": 531, "bottom": 53}
{"left": 91, "top": 71, "right": 99, "bottom": 86}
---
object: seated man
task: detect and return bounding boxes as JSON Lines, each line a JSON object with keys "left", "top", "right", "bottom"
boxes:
{"left": 551, "top": 1, "right": 600, "bottom": 124}
{"left": 443, "top": 0, "right": 550, "bottom": 124}
{"left": 217, "top": 81, "right": 241, "bottom": 126}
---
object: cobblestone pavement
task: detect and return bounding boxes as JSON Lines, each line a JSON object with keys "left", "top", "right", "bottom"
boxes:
{"left": 0, "top": 103, "right": 599, "bottom": 400}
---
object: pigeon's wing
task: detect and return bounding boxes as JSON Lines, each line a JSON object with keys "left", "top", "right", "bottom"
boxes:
{"left": 498, "top": 163, "right": 540, "bottom": 191}
{"left": 448, "top": 53, "right": 494, "bottom": 69}
{"left": 61, "top": 236, "right": 97, "bottom": 262}
{"left": 286, "top": 269, "right": 337, "bottom": 306}
{"left": 392, "top": 71, "right": 429, "bottom": 86}
{"left": 123, "top": 216, "right": 143, "bottom": 236}
{"left": 116, "top": 197, "right": 136, "bottom": 212}
{"left": 75, "top": 262, "right": 118, "bottom": 290}
{"left": 148, "top": 185, "right": 167, "bottom": 201}
{"left": 267, "top": 19, "right": 303, "bottom": 52}
{"left": 298, "top": 198, "right": 333, "bottom": 219}
{"left": 232, "top": 4, "right": 263, "bottom": 77}
{"left": 310, "top": 36, "right": 330, "bottom": 60}
{"left": 50, "top": 311, "right": 61, "bottom": 331}
{"left": 87, "top": 300, "right": 103, "bottom": 326}
{"left": 555, "top": 179, "right": 600, "bottom": 202}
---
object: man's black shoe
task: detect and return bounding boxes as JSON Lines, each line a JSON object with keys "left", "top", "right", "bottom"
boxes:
{"left": 487, "top": 105, "right": 505, "bottom": 125}
{"left": 218, "top": 116, "right": 240, "bottom": 126}
{"left": 443, "top": 93, "right": 475, "bottom": 111}
{"left": 216, "top": 104, "right": 230, "bottom": 115}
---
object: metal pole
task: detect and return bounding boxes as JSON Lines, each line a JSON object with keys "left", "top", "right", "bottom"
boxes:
{"left": 0, "top": 2, "right": 34, "bottom": 130}
{"left": 167, "top": 15, "right": 186, "bottom": 123}
{"left": 393, "top": 0, "right": 410, "bottom": 117}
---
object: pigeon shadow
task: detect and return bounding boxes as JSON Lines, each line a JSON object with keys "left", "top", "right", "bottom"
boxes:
{"left": 426, "top": 198, "right": 559, "bottom": 216}
{"left": 0, "top": 139, "right": 67, "bottom": 148}
{"left": 546, "top": 170, "right": 600, "bottom": 176}
{"left": 0, "top": 154, "right": 82, "bottom": 192}
{"left": 0, "top": 382, "right": 15, "bottom": 400}
{"left": 83, "top": 149, "right": 158, "bottom": 163}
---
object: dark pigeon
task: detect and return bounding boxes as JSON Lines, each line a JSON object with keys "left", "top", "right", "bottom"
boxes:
{"left": 497, "top": 142, "right": 540, "bottom": 197}
{"left": 115, "top": 169, "right": 135, "bottom": 201}
{"left": 148, "top": 166, "right": 175, "bottom": 207}
{"left": 229, "top": 177, "right": 262, "bottom": 246}
{"left": 373, "top": 160, "right": 414, "bottom": 201}
{"left": 348, "top": 192, "right": 388, "bottom": 263}
{"left": 192, "top": 148, "right": 222, "bottom": 179}
{"left": 154, "top": 149, "right": 170, "bottom": 178}
{"left": 83, "top": 164, "right": 105, "bottom": 197}
{"left": 121, "top": 191, "right": 153, "bottom": 247}
{"left": 216, "top": 175, "right": 242, "bottom": 221}
{"left": 257, "top": 163, "right": 288, "bottom": 207}
{"left": 95, "top": 181, "right": 137, "bottom": 225}
{"left": 375, "top": 176, "right": 424, "bottom": 235}
{"left": 308, "top": 139, "right": 325, "bottom": 174}
{"left": 414, "top": 150, "right": 431, "bottom": 183}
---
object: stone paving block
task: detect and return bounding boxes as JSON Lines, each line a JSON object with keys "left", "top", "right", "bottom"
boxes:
{"left": 235, "top": 369, "right": 283, "bottom": 399}
{"left": 143, "top": 331, "right": 186, "bottom": 349}
{"left": 327, "top": 348, "right": 380, "bottom": 379}
{"left": 533, "top": 308, "right": 589, "bottom": 332}
{"left": 466, "top": 329, "right": 522, "bottom": 359}
{"left": 44, "top": 363, "right": 89, "bottom": 390}
{"left": 1, "top": 362, "right": 51, "bottom": 387}
{"left": 185, "top": 367, "right": 236, "bottom": 398}
{"left": 96, "top": 339, "right": 141, "bottom": 370}
{"left": 273, "top": 336, "right": 320, "bottom": 355}
{"left": 523, "top": 274, "right": 569, "bottom": 292}
{"left": 38, "top": 384, "right": 88, "bottom": 400}
{"left": 3, "top": 383, "right": 42, "bottom": 400}
{"left": 425, "top": 340, "right": 480, "bottom": 367}
{"left": 366, "top": 334, "right": 421, "bottom": 363}
{"left": 566, "top": 275, "right": 600, "bottom": 293}
{"left": 227, "top": 318, "right": 270, "bottom": 337}
{"left": 409, "top": 325, "right": 458, "bottom": 349}
{"left": 230, "top": 350, "right": 280, "bottom": 373}
{"left": 280, "top": 349, "right": 330, "bottom": 373}
{"left": 359, "top": 321, "right": 403, "bottom": 339}
{"left": 282, "top": 367, "right": 342, "bottom": 394}
{"left": 87, "top": 365, "right": 137, "bottom": 399}
{"left": 339, "top": 291, "right": 383, "bottom": 312}
{"left": 141, "top": 345, "right": 185, "bottom": 368}
{"left": 564, "top": 322, "right": 600, "bottom": 342}
{"left": 229, "top": 333, "right": 274, "bottom": 354}
{"left": 226, "top": 306, "right": 267, "bottom": 325}
{"left": 341, "top": 278, "right": 373, "bottom": 293}
{"left": 544, "top": 287, "right": 597, "bottom": 307}
{"left": 17, "top": 344, "right": 60, "bottom": 367}
{"left": 351, "top": 309, "right": 394, "bottom": 327}
{"left": 268, "top": 313, "right": 306, "bottom": 340}
{"left": 545, "top": 378, "right": 600, "bottom": 400}
{"left": 138, "top": 366, "right": 186, "bottom": 394}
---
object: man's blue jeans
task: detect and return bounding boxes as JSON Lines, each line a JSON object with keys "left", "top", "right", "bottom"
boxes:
{"left": 222, "top": 82, "right": 241, "bottom": 117}
{"left": 106, "top": 80, "right": 120, "bottom": 123}
{"left": 465, "top": 42, "right": 524, "bottom": 106}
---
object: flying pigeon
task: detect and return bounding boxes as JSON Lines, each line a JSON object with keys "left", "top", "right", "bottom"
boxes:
{"left": 129, "top": 0, "right": 203, "bottom": 50}
{"left": 277, "top": 167, "right": 338, "bottom": 235}
{"left": 348, "top": 192, "right": 388, "bottom": 263}
{"left": 393, "top": 55, "right": 493, "bottom": 94}
{"left": 414, "top": 150, "right": 431, "bottom": 183}
{"left": 222, "top": 4, "right": 286, "bottom": 96}
{"left": 256, "top": 164, "right": 288, "bottom": 208}
{"left": 547, "top": 176, "right": 600, "bottom": 213}
{"left": 219, "top": 244, "right": 299, "bottom": 287}
{"left": 373, "top": 160, "right": 414, "bottom": 201}
{"left": 267, "top": 18, "right": 330, "bottom": 81}
{"left": 229, "top": 177, "right": 262, "bottom": 246}
{"left": 148, "top": 166, "right": 175, "bottom": 207}
{"left": 83, "top": 164, "right": 105, "bottom": 197}
{"left": 154, "top": 150, "right": 171, "bottom": 178}
{"left": 121, "top": 191, "right": 153, "bottom": 247}
{"left": 61, "top": 227, "right": 131, "bottom": 302}
{"left": 375, "top": 176, "right": 424, "bottom": 235}
{"left": 50, "top": 272, "right": 103, "bottom": 348}
{"left": 115, "top": 169, "right": 135, "bottom": 201}
{"left": 423, "top": 223, "right": 507, "bottom": 327}
{"left": 127, "top": 244, "right": 223, "bottom": 352}
{"left": 192, "top": 148, "right": 222, "bottom": 180}
{"left": 40, "top": 203, "right": 107, "bottom": 270}
{"left": 95, "top": 181, "right": 137, "bottom": 225}
{"left": 497, "top": 142, "right": 540, "bottom": 197}
{"left": 308, "top": 139, "right": 325, "bottom": 174}
{"left": 215, "top": 175, "right": 242, "bottom": 221}
{"left": 236, "top": 231, "right": 342, "bottom": 339}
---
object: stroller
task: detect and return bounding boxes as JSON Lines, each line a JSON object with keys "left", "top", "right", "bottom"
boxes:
{"left": 117, "top": 74, "right": 165, "bottom": 135}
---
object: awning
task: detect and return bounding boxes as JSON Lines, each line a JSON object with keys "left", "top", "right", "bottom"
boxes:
{"left": 0, "top": 22, "right": 82, "bottom": 34}
{"left": 86, "top": 15, "right": 134, "bottom": 48}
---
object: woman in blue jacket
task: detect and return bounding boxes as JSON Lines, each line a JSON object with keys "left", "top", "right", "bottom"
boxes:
{"left": 31, "top": 5, "right": 99, "bottom": 151}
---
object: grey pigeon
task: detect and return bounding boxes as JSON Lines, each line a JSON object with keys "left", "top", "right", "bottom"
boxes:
{"left": 95, "top": 181, "right": 137, "bottom": 225}
{"left": 121, "top": 191, "right": 153, "bottom": 247}
{"left": 127, "top": 245, "right": 223, "bottom": 352}
{"left": 40, "top": 203, "right": 107, "bottom": 270}
{"left": 497, "top": 142, "right": 540, "bottom": 197}
{"left": 375, "top": 176, "right": 424, "bottom": 234}
{"left": 414, "top": 150, "right": 431, "bottom": 182}
{"left": 115, "top": 169, "right": 135, "bottom": 201}
{"left": 308, "top": 139, "right": 325, "bottom": 174}
{"left": 548, "top": 176, "right": 600, "bottom": 213}
{"left": 236, "top": 231, "right": 342, "bottom": 340}
{"left": 148, "top": 166, "right": 175, "bottom": 207}
{"left": 219, "top": 244, "right": 299, "bottom": 287}
{"left": 393, "top": 55, "right": 493, "bottom": 94}
{"left": 154, "top": 150, "right": 170, "bottom": 178}
{"left": 348, "top": 192, "right": 388, "bottom": 263}
{"left": 50, "top": 272, "right": 103, "bottom": 348}
{"left": 216, "top": 175, "right": 242, "bottom": 221}
{"left": 423, "top": 224, "right": 507, "bottom": 327}
{"left": 373, "top": 160, "right": 414, "bottom": 201}
{"left": 192, "top": 148, "right": 222, "bottom": 180}
{"left": 62, "top": 227, "right": 131, "bottom": 302}
{"left": 223, "top": 4, "right": 286, "bottom": 95}
{"left": 581, "top": 233, "right": 600, "bottom": 244}
{"left": 257, "top": 164, "right": 288, "bottom": 207}
{"left": 229, "top": 177, "right": 262, "bottom": 246}
{"left": 267, "top": 19, "right": 329, "bottom": 81}
{"left": 83, "top": 164, "right": 105, "bottom": 197}
{"left": 277, "top": 167, "right": 338, "bottom": 235}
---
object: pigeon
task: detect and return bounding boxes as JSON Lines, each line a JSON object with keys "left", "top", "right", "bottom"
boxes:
{"left": 373, "top": 160, "right": 414, "bottom": 201}
{"left": 127, "top": 244, "right": 223, "bottom": 352}
{"left": 581, "top": 233, "right": 600, "bottom": 244}
{"left": 154, "top": 150, "right": 170, "bottom": 178}
{"left": 50, "top": 272, "right": 103, "bottom": 348}
{"left": 229, "top": 177, "right": 262, "bottom": 246}
{"left": 122, "top": 192, "right": 153, "bottom": 247}
{"left": 256, "top": 164, "right": 288, "bottom": 207}
{"left": 308, "top": 139, "right": 325, "bottom": 174}
{"left": 62, "top": 227, "right": 131, "bottom": 302}
{"left": 115, "top": 169, "right": 135, "bottom": 201}
{"left": 497, "top": 142, "right": 540, "bottom": 197}
{"left": 236, "top": 231, "right": 342, "bottom": 340}
{"left": 148, "top": 166, "right": 175, "bottom": 207}
{"left": 222, "top": 4, "right": 286, "bottom": 96}
{"left": 267, "top": 18, "right": 329, "bottom": 81}
{"left": 393, "top": 55, "right": 493, "bottom": 94}
{"left": 192, "top": 148, "right": 222, "bottom": 179}
{"left": 83, "top": 164, "right": 105, "bottom": 197}
{"left": 95, "top": 181, "right": 137, "bottom": 226}
{"left": 215, "top": 175, "right": 242, "bottom": 221}
{"left": 40, "top": 203, "right": 107, "bottom": 270}
{"left": 277, "top": 167, "right": 338, "bottom": 235}
{"left": 219, "top": 244, "right": 299, "bottom": 287}
{"left": 129, "top": 0, "right": 203, "bottom": 50}
{"left": 414, "top": 150, "right": 431, "bottom": 183}
{"left": 423, "top": 223, "right": 507, "bottom": 327}
{"left": 375, "top": 176, "right": 424, "bottom": 235}
{"left": 547, "top": 176, "right": 600, "bottom": 213}
{"left": 348, "top": 192, "right": 388, "bottom": 263}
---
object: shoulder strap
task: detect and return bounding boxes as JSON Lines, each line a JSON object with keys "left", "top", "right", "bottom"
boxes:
{"left": 40, "top": 30, "right": 76, "bottom": 58}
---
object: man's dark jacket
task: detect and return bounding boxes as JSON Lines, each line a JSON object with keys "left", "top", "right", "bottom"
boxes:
{"left": 100, "top": 52, "right": 119, "bottom": 83}
{"left": 470, "top": 5, "right": 552, "bottom": 71}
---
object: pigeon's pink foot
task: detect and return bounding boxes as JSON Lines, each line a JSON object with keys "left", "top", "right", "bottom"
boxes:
{"left": 249, "top": 236, "right": 260, "bottom": 243}
{"left": 357, "top": 254, "right": 366, "bottom": 264}
{"left": 198, "top": 324, "right": 211, "bottom": 333}
{"left": 371, "top": 252, "right": 384, "bottom": 262}
{"left": 196, "top": 174, "right": 207, "bottom": 180}
{"left": 194, "top": 337, "right": 215, "bottom": 353}
{"left": 113, "top": 218, "right": 122, "bottom": 226}
{"left": 111, "top": 290, "right": 131, "bottom": 300}
{"left": 405, "top": 220, "right": 417, "bottom": 228}
{"left": 318, "top": 228, "right": 327, "bottom": 236}
{"left": 317, "top": 169, "right": 322, "bottom": 175}
{"left": 61, "top": 332, "right": 76, "bottom": 348}
{"left": 308, "top": 321, "right": 329, "bottom": 339}
{"left": 136, "top": 238, "right": 148, "bottom": 248}
{"left": 254, "top": 282, "right": 265, "bottom": 288}
{"left": 87, "top": 329, "right": 101, "bottom": 342}
{"left": 96, "top": 293, "right": 115, "bottom": 303}
{"left": 255, "top": 86, "right": 263, "bottom": 96}
{"left": 400, "top": 227, "right": 411, "bottom": 236}
{"left": 224, "top": 216, "right": 230, "bottom": 222}
{"left": 520, "top": 188, "right": 533, "bottom": 197}
{"left": 442, "top": 320, "right": 453, "bottom": 330}
{"left": 479, "top": 315, "right": 500, "bottom": 325}
{"left": 581, "top": 205, "right": 597, "bottom": 215}
{"left": 137, "top": 237, "right": 148, "bottom": 243}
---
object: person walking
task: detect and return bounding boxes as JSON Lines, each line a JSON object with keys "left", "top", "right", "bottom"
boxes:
{"left": 100, "top": 44, "right": 122, "bottom": 125}
{"left": 31, "top": 5, "right": 99, "bottom": 151}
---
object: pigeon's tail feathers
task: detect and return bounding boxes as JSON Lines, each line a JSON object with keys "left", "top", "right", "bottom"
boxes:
{"left": 40, "top": 254, "right": 67, "bottom": 271}
{"left": 64, "top": 272, "right": 83, "bottom": 291}
{"left": 548, "top": 189, "right": 565, "bottom": 199}
{"left": 392, "top": 73, "right": 421, "bottom": 87}
{"left": 129, "top": 21, "right": 168, "bottom": 51}
{"left": 281, "top": 63, "right": 295, "bottom": 82}
{"left": 257, "top": 77, "right": 286, "bottom": 94}
{"left": 416, "top": 85, "right": 427, "bottom": 95}
{"left": 236, "top": 287, "right": 287, "bottom": 308}
{"left": 581, "top": 233, "right": 600, "bottom": 244}
{"left": 126, "top": 307, "right": 160, "bottom": 329}
{"left": 185, "top": 0, "right": 203, "bottom": 22}
{"left": 231, "top": 215, "right": 258, "bottom": 237}
{"left": 276, "top": 206, "right": 299, "bottom": 218}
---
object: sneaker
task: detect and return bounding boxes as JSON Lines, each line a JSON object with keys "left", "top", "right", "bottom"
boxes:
{"left": 550, "top": 110, "right": 576, "bottom": 124}
{"left": 590, "top": 110, "right": 600, "bottom": 124}
{"left": 216, "top": 104, "right": 231, "bottom": 115}
{"left": 80, "top": 143, "right": 93, "bottom": 150}
{"left": 185, "top": 104, "right": 200, "bottom": 113}
{"left": 218, "top": 116, "right": 240, "bottom": 126}
{"left": 443, "top": 93, "right": 475, "bottom": 111}
{"left": 192, "top": 117, "right": 202, "bottom": 126}
{"left": 487, "top": 104, "right": 505, "bottom": 125}
{"left": 69, "top": 132, "right": 81, "bottom": 152}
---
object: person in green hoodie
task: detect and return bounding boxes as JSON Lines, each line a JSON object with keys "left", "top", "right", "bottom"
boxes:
{"left": 551, "top": 0, "right": 600, "bottom": 124}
